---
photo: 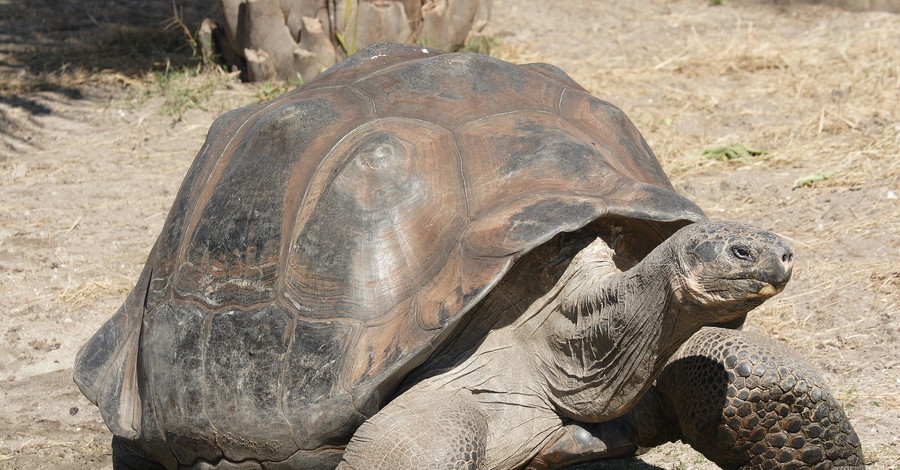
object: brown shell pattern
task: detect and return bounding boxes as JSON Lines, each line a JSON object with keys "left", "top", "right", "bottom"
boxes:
{"left": 74, "top": 42, "right": 704, "bottom": 464}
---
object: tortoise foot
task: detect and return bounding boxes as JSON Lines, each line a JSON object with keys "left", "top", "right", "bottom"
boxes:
{"left": 526, "top": 421, "right": 639, "bottom": 470}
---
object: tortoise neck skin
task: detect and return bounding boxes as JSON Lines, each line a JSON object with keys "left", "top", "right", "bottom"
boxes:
{"left": 533, "top": 237, "right": 689, "bottom": 423}
{"left": 530, "top": 221, "right": 791, "bottom": 423}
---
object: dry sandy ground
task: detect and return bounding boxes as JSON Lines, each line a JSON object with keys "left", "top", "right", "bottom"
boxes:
{"left": 0, "top": 0, "right": 897, "bottom": 468}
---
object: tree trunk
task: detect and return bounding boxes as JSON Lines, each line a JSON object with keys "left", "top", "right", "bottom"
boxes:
{"left": 218, "top": 0, "right": 492, "bottom": 82}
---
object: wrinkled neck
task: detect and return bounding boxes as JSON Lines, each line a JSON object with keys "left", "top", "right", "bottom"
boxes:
{"left": 537, "top": 244, "right": 694, "bottom": 422}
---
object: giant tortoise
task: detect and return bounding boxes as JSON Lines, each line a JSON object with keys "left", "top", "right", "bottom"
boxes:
{"left": 75, "top": 42, "right": 864, "bottom": 469}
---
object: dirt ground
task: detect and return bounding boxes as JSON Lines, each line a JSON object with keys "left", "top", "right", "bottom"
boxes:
{"left": 0, "top": 0, "right": 897, "bottom": 469}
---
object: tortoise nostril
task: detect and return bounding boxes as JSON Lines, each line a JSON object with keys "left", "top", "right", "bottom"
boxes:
{"left": 779, "top": 246, "right": 794, "bottom": 265}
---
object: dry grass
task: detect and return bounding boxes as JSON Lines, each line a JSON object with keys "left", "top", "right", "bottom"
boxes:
{"left": 495, "top": 7, "right": 900, "bottom": 187}
{"left": 653, "top": 15, "right": 897, "bottom": 180}
{"left": 59, "top": 280, "right": 131, "bottom": 310}
{"left": 493, "top": 40, "right": 546, "bottom": 64}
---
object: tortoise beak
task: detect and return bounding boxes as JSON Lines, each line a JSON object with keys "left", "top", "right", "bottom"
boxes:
{"left": 759, "top": 241, "right": 794, "bottom": 294}
{"left": 756, "top": 283, "right": 779, "bottom": 296}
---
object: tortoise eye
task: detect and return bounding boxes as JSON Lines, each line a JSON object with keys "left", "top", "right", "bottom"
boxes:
{"left": 731, "top": 246, "right": 753, "bottom": 261}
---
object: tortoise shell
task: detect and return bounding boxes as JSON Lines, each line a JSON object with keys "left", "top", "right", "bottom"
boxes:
{"left": 75, "top": 42, "right": 705, "bottom": 466}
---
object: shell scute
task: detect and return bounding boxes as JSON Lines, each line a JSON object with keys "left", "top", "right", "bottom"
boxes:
{"left": 281, "top": 318, "right": 363, "bottom": 449}
{"left": 143, "top": 302, "right": 219, "bottom": 465}
{"left": 456, "top": 111, "right": 622, "bottom": 217}
{"left": 285, "top": 118, "right": 467, "bottom": 323}
{"left": 202, "top": 304, "right": 296, "bottom": 461}
{"left": 354, "top": 51, "right": 568, "bottom": 128}
{"left": 146, "top": 106, "right": 255, "bottom": 311}
{"left": 174, "top": 98, "right": 341, "bottom": 308}
{"left": 520, "top": 62, "right": 586, "bottom": 90}
{"left": 302, "top": 42, "right": 443, "bottom": 91}
{"left": 560, "top": 89, "right": 672, "bottom": 187}
{"left": 172, "top": 87, "right": 375, "bottom": 310}
{"left": 454, "top": 110, "right": 634, "bottom": 258}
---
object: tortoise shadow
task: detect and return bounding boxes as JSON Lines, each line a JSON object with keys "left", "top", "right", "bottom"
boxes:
{"left": 565, "top": 458, "right": 666, "bottom": 470}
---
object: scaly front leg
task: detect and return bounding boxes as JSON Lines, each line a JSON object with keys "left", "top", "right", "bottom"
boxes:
{"left": 337, "top": 389, "right": 489, "bottom": 470}
{"left": 656, "top": 326, "right": 865, "bottom": 470}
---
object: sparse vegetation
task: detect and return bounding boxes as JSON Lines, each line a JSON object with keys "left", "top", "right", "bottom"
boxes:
{"left": 336, "top": 0, "right": 361, "bottom": 56}
{"left": 254, "top": 78, "right": 304, "bottom": 103}
{"left": 700, "top": 143, "right": 767, "bottom": 161}
{"left": 0, "top": 1, "right": 216, "bottom": 95}
{"left": 461, "top": 35, "right": 498, "bottom": 55}
{"left": 146, "top": 63, "right": 236, "bottom": 119}
{"left": 792, "top": 171, "right": 838, "bottom": 189}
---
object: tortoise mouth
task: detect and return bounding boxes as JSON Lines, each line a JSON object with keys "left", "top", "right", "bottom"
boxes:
{"left": 757, "top": 283, "right": 777, "bottom": 296}
{"left": 755, "top": 282, "right": 781, "bottom": 296}
{"left": 704, "top": 279, "right": 785, "bottom": 302}
{"left": 743, "top": 279, "right": 786, "bottom": 298}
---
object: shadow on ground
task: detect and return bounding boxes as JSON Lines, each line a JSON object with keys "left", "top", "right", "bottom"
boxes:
{"left": 0, "top": 0, "right": 221, "bottom": 155}
{"left": 0, "top": 0, "right": 220, "bottom": 97}
{"left": 570, "top": 458, "right": 666, "bottom": 470}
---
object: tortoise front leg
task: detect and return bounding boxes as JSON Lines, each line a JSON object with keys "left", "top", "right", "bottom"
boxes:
{"left": 336, "top": 390, "right": 489, "bottom": 470}
{"left": 656, "top": 326, "right": 865, "bottom": 470}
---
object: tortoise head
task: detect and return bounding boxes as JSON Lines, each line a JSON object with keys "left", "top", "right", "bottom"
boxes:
{"left": 668, "top": 220, "right": 793, "bottom": 315}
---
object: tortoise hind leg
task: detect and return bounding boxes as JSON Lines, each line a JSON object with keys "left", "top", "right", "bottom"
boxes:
{"left": 656, "top": 326, "right": 865, "bottom": 469}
